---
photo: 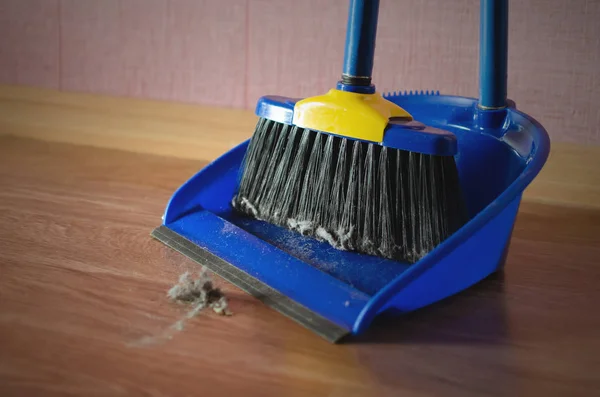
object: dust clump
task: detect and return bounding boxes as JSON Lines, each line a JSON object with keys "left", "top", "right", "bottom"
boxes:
{"left": 128, "top": 268, "right": 231, "bottom": 348}
{"left": 168, "top": 269, "right": 232, "bottom": 316}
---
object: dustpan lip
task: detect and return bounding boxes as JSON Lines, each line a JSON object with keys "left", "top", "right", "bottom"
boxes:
{"left": 353, "top": 95, "right": 551, "bottom": 334}
{"left": 151, "top": 223, "right": 357, "bottom": 343}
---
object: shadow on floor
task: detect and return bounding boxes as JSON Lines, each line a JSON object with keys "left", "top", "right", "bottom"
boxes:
{"left": 346, "top": 271, "right": 508, "bottom": 345}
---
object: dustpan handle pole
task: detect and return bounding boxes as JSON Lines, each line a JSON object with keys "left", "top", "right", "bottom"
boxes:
{"left": 341, "top": 0, "right": 380, "bottom": 88}
{"left": 479, "top": 0, "right": 508, "bottom": 109}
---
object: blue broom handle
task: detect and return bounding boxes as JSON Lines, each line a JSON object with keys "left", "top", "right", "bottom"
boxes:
{"left": 479, "top": 0, "right": 509, "bottom": 109}
{"left": 341, "top": 0, "right": 380, "bottom": 87}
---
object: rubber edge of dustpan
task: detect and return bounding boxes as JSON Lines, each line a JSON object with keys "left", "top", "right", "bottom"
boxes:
{"left": 151, "top": 225, "right": 350, "bottom": 343}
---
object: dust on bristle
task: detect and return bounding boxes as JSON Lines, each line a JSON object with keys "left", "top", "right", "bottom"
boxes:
{"left": 231, "top": 118, "right": 467, "bottom": 263}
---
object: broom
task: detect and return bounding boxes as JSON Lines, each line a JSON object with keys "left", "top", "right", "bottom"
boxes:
{"left": 232, "top": 0, "right": 467, "bottom": 264}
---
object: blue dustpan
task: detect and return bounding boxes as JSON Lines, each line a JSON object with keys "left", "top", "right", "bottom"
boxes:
{"left": 151, "top": 0, "right": 550, "bottom": 342}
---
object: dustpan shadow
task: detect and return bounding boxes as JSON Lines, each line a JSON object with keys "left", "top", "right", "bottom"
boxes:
{"left": 347, "top": 270, "right": 508, "bottom": 345}
{"left": 348, "top": 272, "right": 517, "bottom": 397}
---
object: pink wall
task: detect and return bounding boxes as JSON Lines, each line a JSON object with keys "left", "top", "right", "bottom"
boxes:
{"left": 1, "top": 0, "right": 599, "bottom": 144}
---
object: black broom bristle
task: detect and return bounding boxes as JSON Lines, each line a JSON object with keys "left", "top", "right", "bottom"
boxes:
{"left": 232, "top": 118, "right": 467, "bottom": 264}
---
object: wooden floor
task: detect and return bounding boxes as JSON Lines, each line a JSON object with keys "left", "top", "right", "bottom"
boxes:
{"left": 1, "top": 136, "right": 599, "bottom": 396}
